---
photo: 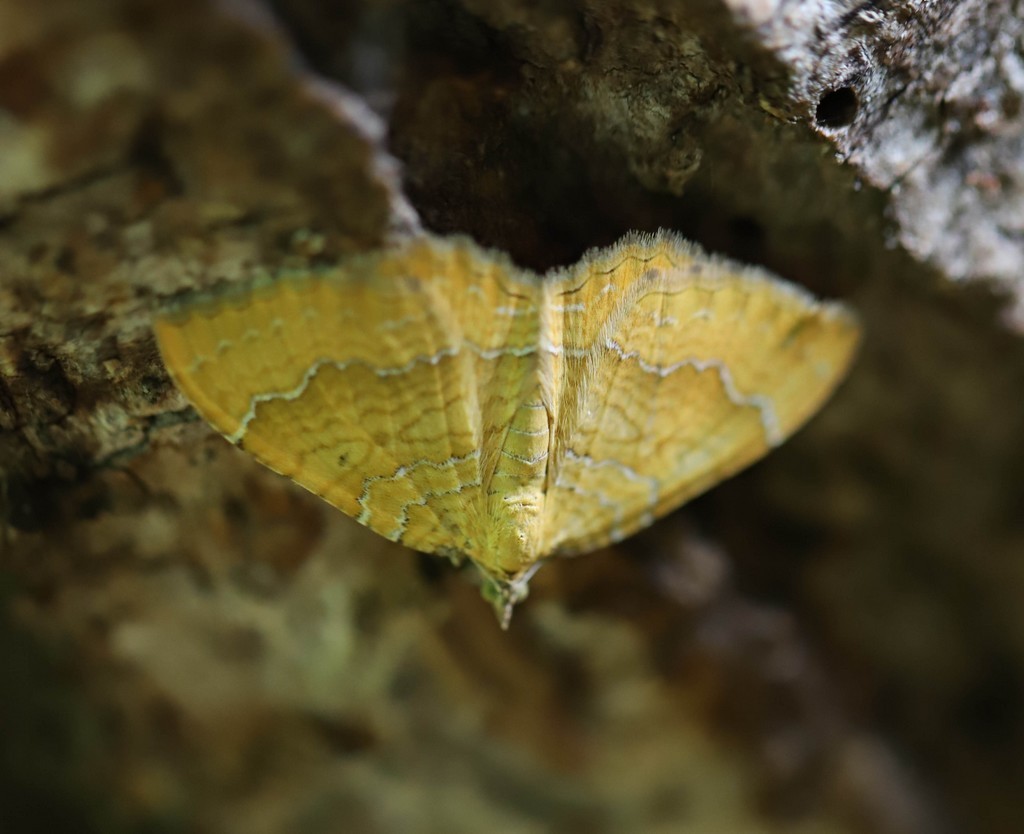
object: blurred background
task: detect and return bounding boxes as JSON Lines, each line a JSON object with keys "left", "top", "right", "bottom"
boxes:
{"left": 3, "top": 1, "right": 1024, "bottom": 833}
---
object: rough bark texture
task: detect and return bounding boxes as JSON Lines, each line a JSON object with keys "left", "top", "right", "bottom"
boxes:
{"left": 2, "top": 2, "right": 1023, "bottom": 833}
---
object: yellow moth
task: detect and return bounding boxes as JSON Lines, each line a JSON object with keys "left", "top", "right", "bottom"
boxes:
{"left": 154, "top": 231, "right": 859, "bottom": 622}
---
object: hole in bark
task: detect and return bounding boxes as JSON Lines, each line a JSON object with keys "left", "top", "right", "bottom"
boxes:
{"left": 816, "top": 87, "right": 858, "bottom": 128}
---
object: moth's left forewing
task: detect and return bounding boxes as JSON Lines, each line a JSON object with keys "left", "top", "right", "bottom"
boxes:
{"left": 154, "top": 242, "right": 493, "bottom": 558}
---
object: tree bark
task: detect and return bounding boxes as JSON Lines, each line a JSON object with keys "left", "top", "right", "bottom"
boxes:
{"left": 2, "top": 2, "right": 1022, "bottom": 833}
